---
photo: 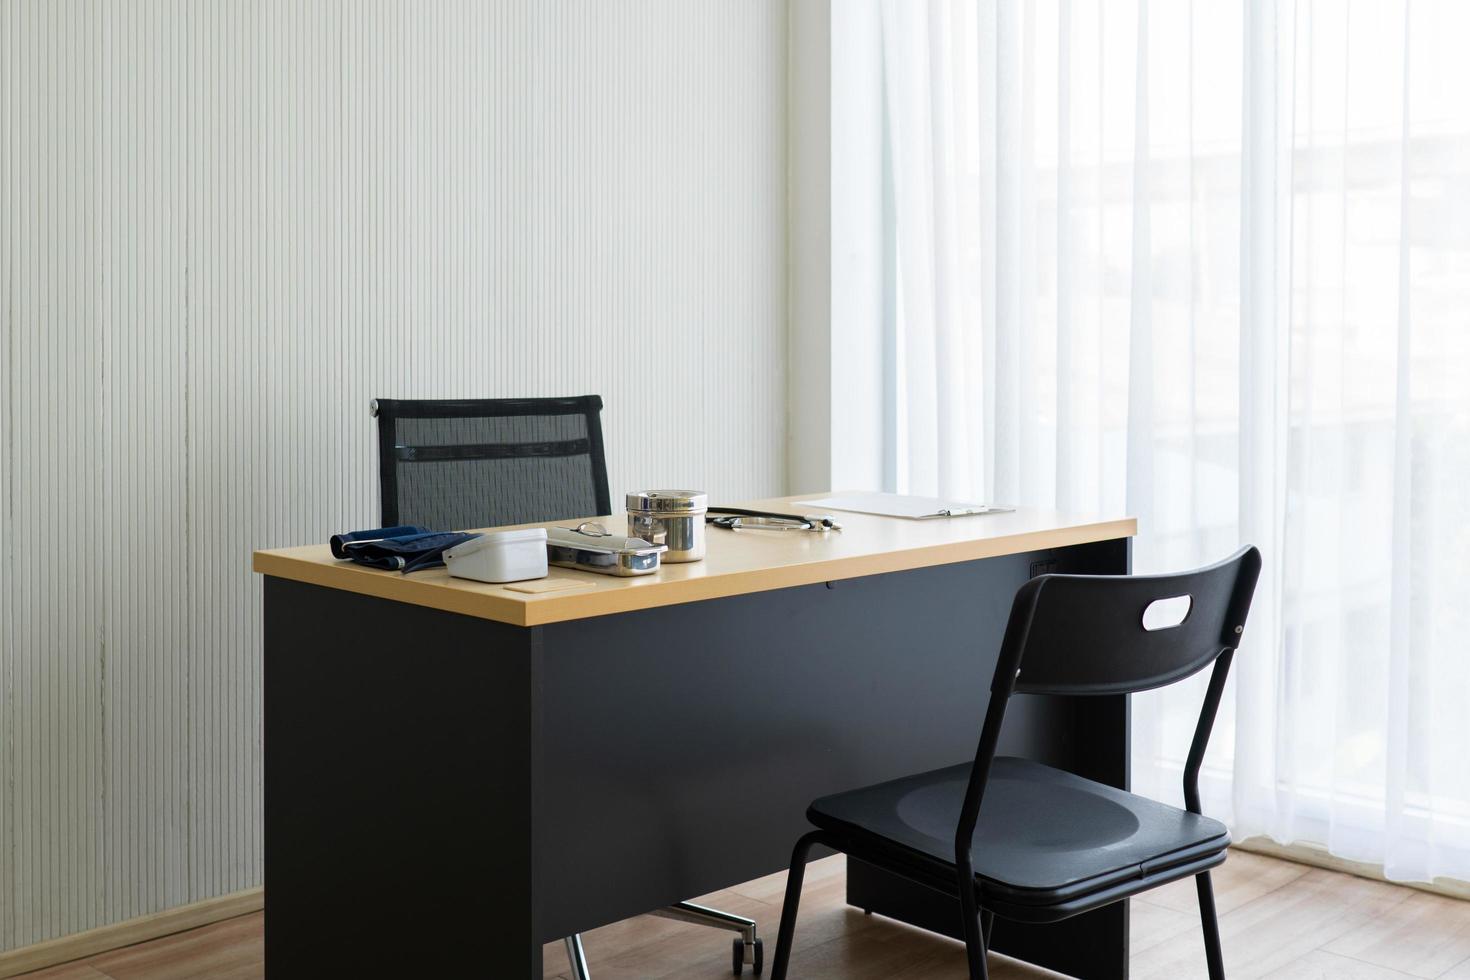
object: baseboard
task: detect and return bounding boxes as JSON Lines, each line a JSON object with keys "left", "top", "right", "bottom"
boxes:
{"left": 1234, "top": 837, "right": 1470, "bottom": 902}
{"left": 0, "top": 887, "right": 263, "bottom": 979}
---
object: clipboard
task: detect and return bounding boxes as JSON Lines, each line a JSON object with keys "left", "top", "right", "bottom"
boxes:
{"left": 800, "top": 492, "right": 1013, "bottom": 520}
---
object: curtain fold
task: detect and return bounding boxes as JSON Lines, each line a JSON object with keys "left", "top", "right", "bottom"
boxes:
{"left": 872, "top": 0, "right": 1470, "bottom": 883}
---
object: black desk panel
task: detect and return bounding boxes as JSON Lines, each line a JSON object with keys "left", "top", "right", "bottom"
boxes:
{"left": 264, "top": 535, "right": 1130, "bottom": 978}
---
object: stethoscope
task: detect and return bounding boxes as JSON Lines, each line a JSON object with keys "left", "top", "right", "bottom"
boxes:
{"left": 705, "top": 507, "right": 843, "bottom": 532}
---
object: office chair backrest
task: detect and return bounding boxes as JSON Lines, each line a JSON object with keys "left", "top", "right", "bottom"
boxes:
{"left": 1001, "top": 547, "right": 1262, "bottom": 697}
{"left": 372, "top": 396, "right": 612, "bottom": 530}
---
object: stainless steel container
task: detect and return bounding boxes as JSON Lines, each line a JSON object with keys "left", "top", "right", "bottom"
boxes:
{"left": 626, "top": 490, "right": 708, "bottom": 563}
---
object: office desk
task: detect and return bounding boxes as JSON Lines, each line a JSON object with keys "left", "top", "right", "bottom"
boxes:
{"left": 253, "top": 496, "right": 1136, "bottom": 978}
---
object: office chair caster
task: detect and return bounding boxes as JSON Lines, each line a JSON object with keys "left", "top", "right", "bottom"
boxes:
{"left": 733, "top": 936, "right": 763, "bottom": 975}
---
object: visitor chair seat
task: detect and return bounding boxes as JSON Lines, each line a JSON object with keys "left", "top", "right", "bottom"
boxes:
{"left": 809, "top": 756, "right": 1230, "bottom": 918}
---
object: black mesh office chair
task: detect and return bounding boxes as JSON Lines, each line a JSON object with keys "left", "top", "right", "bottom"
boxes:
{"left": 374, "top": 396, "right": 612, "bottom": 529}
{"left": 372, "top": 395, "right": 765, "bottom": 979}
{"left": 770, "top": 547, "right": 1262, "bottom": 980}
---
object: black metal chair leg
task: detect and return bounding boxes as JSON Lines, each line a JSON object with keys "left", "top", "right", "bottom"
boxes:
{"left": 1196, "top": 871, "right": 1226, "bottom": 980}
{"left": 771, "top": 831, "right": 826, "bottom": 980}
{"left": 959, "top": 897, "right": 990, "bottom": 979}
{"left": 962, "top": 925, "right": 989, "bottom": 979}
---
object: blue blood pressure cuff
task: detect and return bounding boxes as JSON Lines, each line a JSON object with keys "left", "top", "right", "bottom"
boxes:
{"left": 329, "top": 525, "right": 482, "bottom": 574}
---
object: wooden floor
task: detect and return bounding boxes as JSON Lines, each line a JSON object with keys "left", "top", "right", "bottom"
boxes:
{"left": 18, "top": 851, "right": 1470, "bottom": 979}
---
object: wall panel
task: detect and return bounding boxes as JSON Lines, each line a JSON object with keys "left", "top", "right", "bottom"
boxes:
{"left": 7, "top": 0, "right": 107, "bottom": 945}
{"left": 0, "top": 0, "right": 14, "bottom": 954}
{"left": 0, "top": 0, "right": 787, "bottom": 950}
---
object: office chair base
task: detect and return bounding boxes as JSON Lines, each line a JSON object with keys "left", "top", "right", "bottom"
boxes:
{"left": 565, "top": 902, "right": 763, "bottom": 979}
{"left": 651, "top": 901, "right": 762, "bottom": 975}
{"left": 565, "top": 934, "right": 591, "bottom": 980}
{"left": 732, "top": 936, "right": 764, "bottom": 975}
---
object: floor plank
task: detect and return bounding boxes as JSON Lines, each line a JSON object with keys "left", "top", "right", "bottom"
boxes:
{"left": 1439, "top": 955, "right": 1470, "bottom": 978}
{"left": 1130, "top": 869, "right": 1413, "bottom": 980}
{"left": 8, "top": 964, "right": 111, "bottom": 980}
{"left": 1319, "top": 890, "right": 1470, "bottom": 978}
{"left": 13, "top": 853, "right": 1470, "bottom": 980}
{"left": 1259, "top": 949, "right": 1419, "bottom": 980}
{"left": 83, "top": 913, "right": 264, "bottom": 980}
{"left": 1128, "top": 898, "right": 1199, "bottom": 955}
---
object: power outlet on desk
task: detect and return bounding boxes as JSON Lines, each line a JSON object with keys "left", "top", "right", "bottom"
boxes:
{"left": 1029, "top": 559, "right": 1058, "bottom": 579}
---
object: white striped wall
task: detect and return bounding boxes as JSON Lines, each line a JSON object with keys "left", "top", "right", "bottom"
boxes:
{"left": 0, "top": 0, "right": 789, "bottom": 951}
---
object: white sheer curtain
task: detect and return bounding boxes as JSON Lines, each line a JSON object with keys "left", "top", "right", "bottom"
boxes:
{"left": 871, "top": 0, "right": 1470, "bottom": 883}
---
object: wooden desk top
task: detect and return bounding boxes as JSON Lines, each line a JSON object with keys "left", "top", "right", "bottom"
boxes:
{"left": 252, "top": 495, "right": 1136, "bottom": 627}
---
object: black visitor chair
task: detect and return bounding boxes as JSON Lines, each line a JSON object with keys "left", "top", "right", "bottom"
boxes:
{"left": 770, "top": 547, "right": 1262, "bottom": 980}
{"left": 371, "top": 395, "right": 765, "bottom": 979}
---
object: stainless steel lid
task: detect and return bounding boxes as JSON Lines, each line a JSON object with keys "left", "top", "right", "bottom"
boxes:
{"left": 626, "top": 490, "right": 709, "bottom": 514}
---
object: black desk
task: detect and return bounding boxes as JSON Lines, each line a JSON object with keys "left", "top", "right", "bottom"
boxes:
{"left": 255, "top": 499, "right": 1135, "bottom": 978}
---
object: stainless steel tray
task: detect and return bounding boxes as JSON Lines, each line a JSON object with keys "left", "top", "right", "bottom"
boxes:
{"left": 546, "top": 525, "right": 666, "bottom": 577}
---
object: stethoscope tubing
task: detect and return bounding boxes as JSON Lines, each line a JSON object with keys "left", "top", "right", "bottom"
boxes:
{"left": 704, "top": 507, "right": 842, "bottom": 531}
